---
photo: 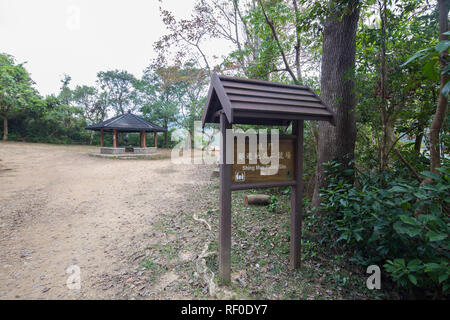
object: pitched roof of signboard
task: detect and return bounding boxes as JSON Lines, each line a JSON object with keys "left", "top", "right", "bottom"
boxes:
{"left": 202, "top": 73, "right": 335, "bottom": 127}
{"left": 85, "top": 111, "right": 166, "bottom": 132}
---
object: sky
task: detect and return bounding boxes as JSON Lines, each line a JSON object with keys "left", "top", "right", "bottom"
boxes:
{"left": 0, "top": 0, "right": 223, "bottom": 96}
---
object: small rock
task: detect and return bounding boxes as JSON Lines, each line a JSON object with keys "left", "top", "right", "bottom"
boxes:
{"left": 20, "top": 249, "right": 34, "bottom": 258}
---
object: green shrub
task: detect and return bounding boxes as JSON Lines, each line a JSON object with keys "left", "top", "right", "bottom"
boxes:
{"left": 315, "top": 161, "right": 449, "bottom": 297}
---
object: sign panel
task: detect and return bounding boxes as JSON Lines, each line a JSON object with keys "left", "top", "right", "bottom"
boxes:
{"left": 232, "top": 136, "right": 295, "bottom": 184}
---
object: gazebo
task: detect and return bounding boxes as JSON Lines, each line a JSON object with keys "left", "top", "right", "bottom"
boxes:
{"left": 86, "top": 111, "right": 166, "bottom": 155}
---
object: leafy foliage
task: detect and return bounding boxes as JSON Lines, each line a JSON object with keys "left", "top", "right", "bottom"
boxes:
{"left": 402, "top": 30, "right": 450, "bottom": 97}
{"left": 0, "top": 53, "right": 39, "bottom": 139}
{"left": 96, "top": 70, "right": 137, "bottom": 116}
{"left": 314, "top": 161, "right": 449, "bottom": 297}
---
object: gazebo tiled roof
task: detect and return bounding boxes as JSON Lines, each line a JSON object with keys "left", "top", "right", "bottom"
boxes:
{"left": 86, "top": 111, "right": 166, "bottom": 133}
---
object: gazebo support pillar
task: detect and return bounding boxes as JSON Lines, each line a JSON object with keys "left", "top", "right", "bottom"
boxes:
{"left": 113, "top": 129, "right": 117, "bottom": 148}
{"left": 140, "top": 131, "right": 146, "bottom": 148}
{"left": 154, "top": 132, "right": 157, "bottom": 148}
{"left": 100, "top": 129, "right": 104, "bottom": 147}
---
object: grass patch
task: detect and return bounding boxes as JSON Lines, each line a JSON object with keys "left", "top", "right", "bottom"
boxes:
{"left": 140, "top": 258, "right": 168, "bottom": 284}
{"left": 133, "top": 170, "right": 387, "bottom": 299}
{"left": 198, "top": 183, "right": 387, "bottom": 299}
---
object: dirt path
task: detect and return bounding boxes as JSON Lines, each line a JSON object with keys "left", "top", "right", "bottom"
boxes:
{"left": 0, "top": 142, "right": 212, "bottom": 299}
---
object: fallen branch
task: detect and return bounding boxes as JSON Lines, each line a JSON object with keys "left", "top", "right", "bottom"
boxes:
{"left": 192, "top": 212, "right": 217, "bottom": 297}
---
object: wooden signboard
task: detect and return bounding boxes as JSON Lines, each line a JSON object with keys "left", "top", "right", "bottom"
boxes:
{"left": 232, "top": 136, "right": 295, "bottom": 184}
{"left": 218, "top": 114, "right": 304, "bottom": 284}
{"left": 202, "top": 73, "right": 335, "bottom": 285}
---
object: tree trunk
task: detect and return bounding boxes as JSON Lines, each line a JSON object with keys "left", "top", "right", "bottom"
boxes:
{"left": 381, "top": 116, "right": 396, "bottom": 170}
{"left": 379, "top": 0, "right": 388, "bottom": 172}
{"left": 2, "top": 117, "right": 8, "bottom": 141}
{"left": 380, "top": 109, "right": 388, "bottom": 170}
{"left": 414, "top": 128, "right": 424, "bottom": 155}
{"left": 89, "top": 131, "right": 94, "bottom": 145}
{"left": 293, "top": 0, "right": 303, "bottom": 84}
{"left": 428, "top": 0, "right": 449, "bottom": 176}
{"left": 312, "top": 0, "right": 360, "bottom": 207}
{"left": 164, "top": 119, "right": 168, "bottom": 148}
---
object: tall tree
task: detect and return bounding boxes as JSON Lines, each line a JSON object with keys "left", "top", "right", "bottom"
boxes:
{"left": 258, "top": 0, "right": 300, "bottom": 83}
{"left": 138, "top": 66, "right": 179, "bottom": 147}
{"left": 171, "top": 64, "right": 209, "bottom": 138}
{"left": 0, "top": 53, "right": 37, "bottom": 141}
{"left": 378, "top": 0, "right": 389, "bottom": 171}
{"left": 429, "top": 0, "right": 449, "bottom": 175}
{"left": 399, "top": 0, "right": 450, "bottom": 179}
{"left": 97, "top": 70, "right": 136, "bottom": 116}
{"left": 157, "top": 0, "right": 324, "bottom": 82}
{"left": 72, "top": 85, "right": 109, "bottom": 124}
{"left": 41, "top": 95, "right": 86, "bottom": 141}
{"left": 72, "top": 85, "right": 109, "bottom": 144}
{"left": 312, "top": 0, "right": 361, "bottom": 207}
{"left": 58, "top": 74, "right": 72, "bottom": 106}
{"left": 355, "top": 0, "right": 438, "bottom": 174}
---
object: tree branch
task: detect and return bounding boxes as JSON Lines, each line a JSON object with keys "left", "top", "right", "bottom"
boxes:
{"left": 385, "top": 121, "right": 423, "bottom": 162}
{"left": 258, "top": 0, "right": 298, "bottom": 83}
{"left": 292, "top": 0, "right": 302, "bottom": 83}
{"left": 394, "top": 148, "right": 422, "bottom": 182}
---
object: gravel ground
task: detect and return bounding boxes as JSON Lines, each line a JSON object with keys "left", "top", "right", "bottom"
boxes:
{"left": 0, "top": 142, "right": 213, "bottom": 299}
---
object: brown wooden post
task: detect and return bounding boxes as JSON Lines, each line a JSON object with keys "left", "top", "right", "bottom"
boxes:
{"left": 100, "top": 129, "right": 104, "bottom": 147}
{"left": 154, "top": 132, "right": 157, "bottom": 148}
{"left": 219, "top": 112, "right": 232, "bottom": 284}
{"left": 142, "top": 131, "right": 146, "bottom": 148}
{"left": 290, "top": 120, "right": 304, "bottom": 269}
{"left": 113, "top": 129, "right": 117, "bottom": 148}
{"left": 140, "top": 131, "right": 146, "bottom": 148}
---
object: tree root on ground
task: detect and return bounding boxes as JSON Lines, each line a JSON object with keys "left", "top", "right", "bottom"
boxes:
{"left": 193, "top": 212, "right": 217, "bottom": 297}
